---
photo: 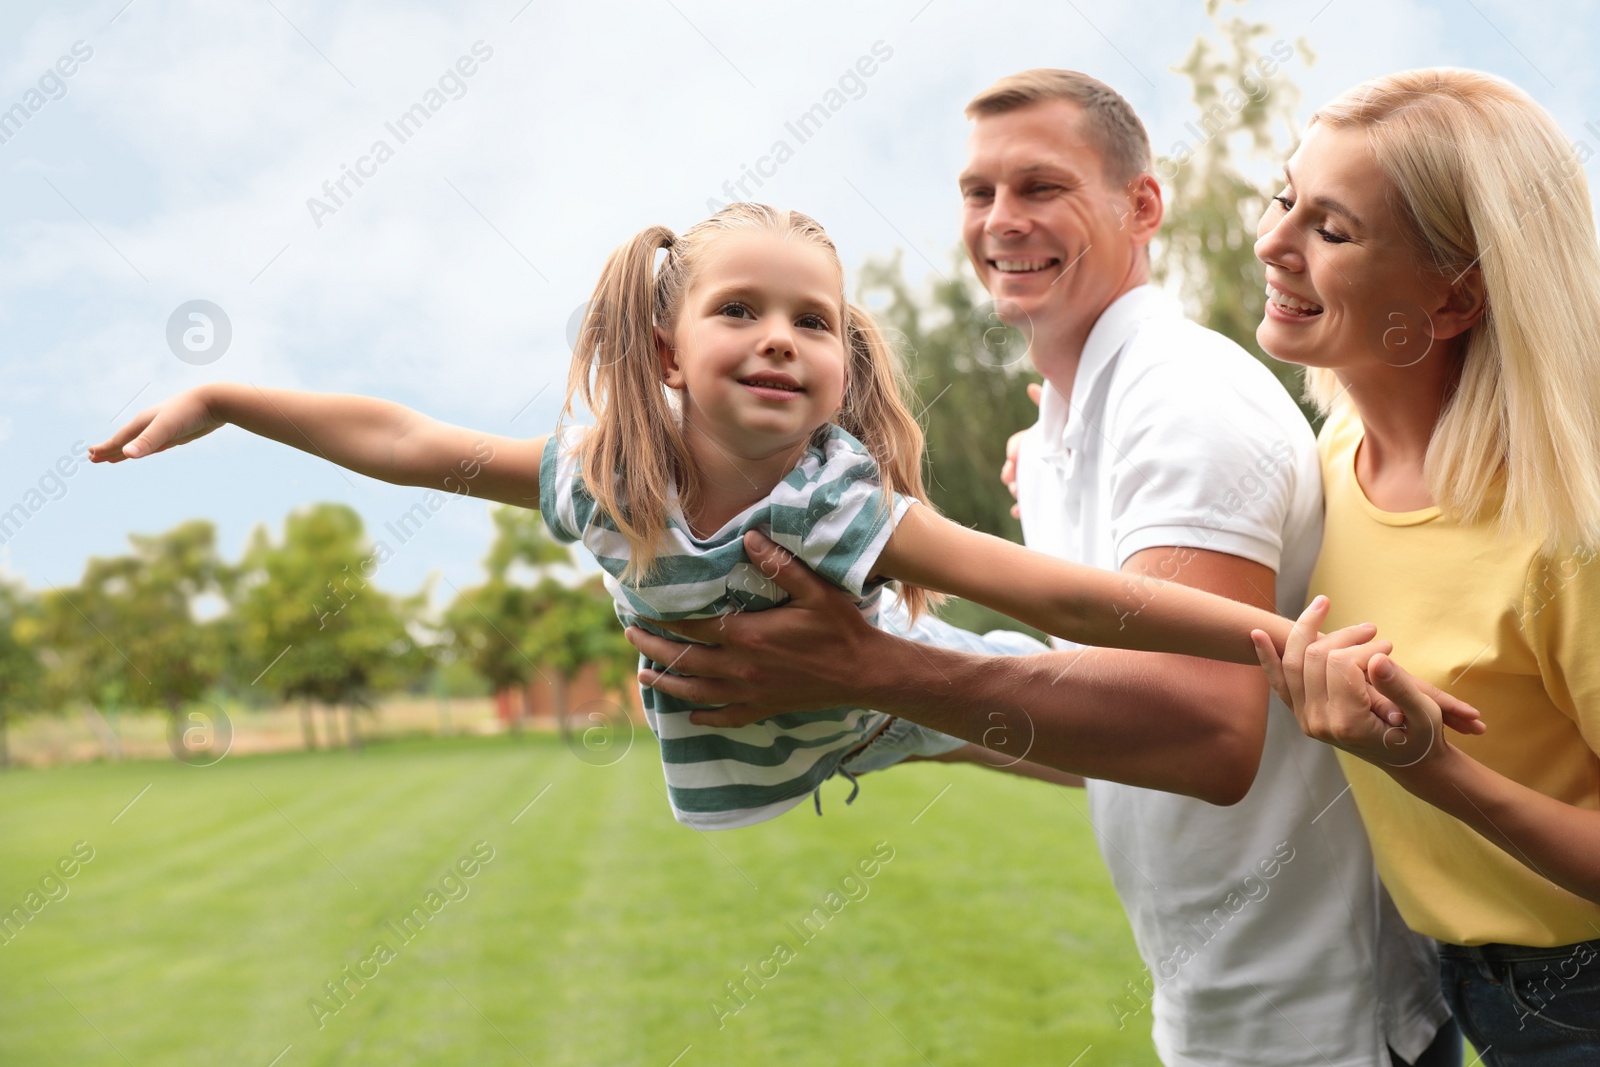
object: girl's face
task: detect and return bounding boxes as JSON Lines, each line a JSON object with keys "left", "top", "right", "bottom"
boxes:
{"left": 659, "top": 230, "right": 849, "bottom": 458}
{"left": 1253, "top": 123, "right": 1473, "bottom": 376}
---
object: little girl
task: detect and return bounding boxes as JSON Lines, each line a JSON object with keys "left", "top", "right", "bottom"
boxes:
{"left": 93, "top": 202, "right": 1318, "bottom": 831}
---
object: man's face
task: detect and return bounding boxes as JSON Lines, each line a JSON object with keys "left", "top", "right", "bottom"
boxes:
{"left": 960, "top": 100, "right": 1146, "bottom": 343}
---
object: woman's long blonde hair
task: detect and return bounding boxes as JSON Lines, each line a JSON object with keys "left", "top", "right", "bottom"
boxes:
{"left": 1305, "top": 68, "right": 1600, "bottom": 552}
{"left": 561, "top": 202, "right": 939, "bottom": 616}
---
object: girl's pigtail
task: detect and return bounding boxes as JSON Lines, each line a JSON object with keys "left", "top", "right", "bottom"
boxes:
{"left": 840, "top": 302, "right": 944, "bottom": 621}
{"left": 561, "top": 226, "right": 687, "bottom": 582}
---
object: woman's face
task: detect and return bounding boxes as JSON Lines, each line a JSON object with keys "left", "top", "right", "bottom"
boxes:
{"left": 1254, "top": 123, "right": 1459, "bottom": 375}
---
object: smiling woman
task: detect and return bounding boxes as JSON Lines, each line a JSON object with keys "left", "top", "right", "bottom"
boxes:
{"left": 1255, "top": 124, "right": 1487, "bottom": 422}
{"left": 1251, "top": 67, "right": 1600, "bottom": 1063}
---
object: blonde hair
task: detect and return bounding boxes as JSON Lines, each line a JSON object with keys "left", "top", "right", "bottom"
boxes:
{"left": 965, "top": 68, "right": 1152, "bottom": 184}
{"left": 561, "top": 202, "right": 940, "bottom": 617}
{"left": 1305, "top": 68, "right": 1600, "bottom": 551}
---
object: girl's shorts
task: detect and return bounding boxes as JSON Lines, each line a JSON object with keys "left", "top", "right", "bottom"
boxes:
{"left": 838, "top": 715, "right": 967, "bottom": 775}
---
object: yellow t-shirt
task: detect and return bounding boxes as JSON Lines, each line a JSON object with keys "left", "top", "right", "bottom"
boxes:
{"left": 1310, "top": 406, "right": 1600, "bottom": 946}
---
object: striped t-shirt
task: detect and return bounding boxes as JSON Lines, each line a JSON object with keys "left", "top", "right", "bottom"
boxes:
{"left": 540, "top": 424, "right": 912, "bottom": 830}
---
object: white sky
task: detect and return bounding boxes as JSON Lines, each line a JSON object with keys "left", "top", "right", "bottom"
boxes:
{"left": 3, "top": 0, "right": 1596, "bottom": 606}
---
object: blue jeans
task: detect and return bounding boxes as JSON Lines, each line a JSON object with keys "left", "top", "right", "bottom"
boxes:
{"left": 1438, "top": 937, "right": 1600, "bottom": 1065}
{"left": 1391, "top": 1017, "right": 1463, "bottom": 1066}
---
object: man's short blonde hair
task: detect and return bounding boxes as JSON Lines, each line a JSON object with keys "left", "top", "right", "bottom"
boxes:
{"left": 965, "top": 69, "right": 1152, "bottom": 186}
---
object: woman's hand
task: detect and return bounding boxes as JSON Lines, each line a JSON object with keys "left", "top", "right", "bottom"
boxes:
{"left": 90, "top": 385, "right": 222, "bottom": 462}
{"left": 1251, "top": 596, "right": 1486, "bottom": 772}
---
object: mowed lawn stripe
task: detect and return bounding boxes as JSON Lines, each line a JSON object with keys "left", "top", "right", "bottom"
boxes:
{"left": 302, "top": 740, "right": 589, "bottom": 1066}
{"left": 816, "top": 769, "right": 1151, "bottom": 1064}
{"left": 2, "top": 739, "right": 573, "bottom": 1065}
{"left": 529, "top": 752, "right": 674, "bottom": 1067}
{"left": 248, "top": 738, "right": 580, "bottom": 1066}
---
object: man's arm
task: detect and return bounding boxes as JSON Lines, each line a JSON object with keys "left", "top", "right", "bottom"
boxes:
{"left": 629, "top": 530, "right": 1274, "bottom": 806}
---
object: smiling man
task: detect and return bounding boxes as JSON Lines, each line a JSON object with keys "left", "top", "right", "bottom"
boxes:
{"left": 627, "top": 70, "right": 1455, "bottom": 1066}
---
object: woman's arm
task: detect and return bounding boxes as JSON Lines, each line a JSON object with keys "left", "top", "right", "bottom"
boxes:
{"left": 90, "top": 383, "right": 548, "bottom": 509}
{"left": 875, "top": 503, "right": 1293, "bottom": 665}
{"left": 1253, "top": 598, "right": 1600, "bottom": 902}
{"left": 1395, "top": 738, "right": 1600, "bottom": 903}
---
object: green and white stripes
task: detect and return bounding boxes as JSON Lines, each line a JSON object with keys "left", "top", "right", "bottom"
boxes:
{"left": 541, "top": 426, "right": 909, "bottom": 830}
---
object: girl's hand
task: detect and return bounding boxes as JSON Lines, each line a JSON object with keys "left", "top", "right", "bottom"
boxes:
{"left": 1251, "top": 597, "right": 1485, "bottom": 771}
{"left": 90, "top": 386, "right": 222, "bottom": 462}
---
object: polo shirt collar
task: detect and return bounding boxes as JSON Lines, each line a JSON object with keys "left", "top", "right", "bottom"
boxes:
{"left": 1036, "top": 284, "right": 1183, "bottom": 456}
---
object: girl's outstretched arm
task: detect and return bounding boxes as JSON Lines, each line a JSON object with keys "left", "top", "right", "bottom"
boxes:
{"left": 874, "top": 504, "right": 1294, "bottom": 665}
{"left": 90, "top": 383, "right": 548, "bottom": 509}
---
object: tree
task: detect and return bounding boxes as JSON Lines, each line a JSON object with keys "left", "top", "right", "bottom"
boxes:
{"left": 0, "top": 578, "right": 44, "bottom": 768}
{"left": 1153, "top": 0, "right": 1318, "bottom": 425}
{"left": 25, "top": 521, "right": 231, "bottom": 759}
{"left": 483, "top": 501, "right": 571, "bottom": 575}
{"left": 522, "top": 575, "right": 635, "bottom": 737}
{"left": 122, "top": 521, "right": 233, "bottom": 722}
{"left": 855, "top": 252, "right": 1045, "bottom": 637}
{"left": 28, "top": 582, "right": 121, "bottom": 759}
{"left": 444, "top": 506, "right": 572, "bottom": 731}
{"left": 445, "top": 573, "right": 543, "bottom": 730}
{"left": 858, "top": 251, "right": 1040, "bottom": 541}
{"left": 445, "top": 506, "right": 635, "bottom": 731}
{"left": 235, "top": 504, "right": 427, "bottom": 750}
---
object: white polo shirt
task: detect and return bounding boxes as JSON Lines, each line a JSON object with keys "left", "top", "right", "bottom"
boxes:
{"left": 1015, "top": 285, "right": 1449, "bottom": 1067}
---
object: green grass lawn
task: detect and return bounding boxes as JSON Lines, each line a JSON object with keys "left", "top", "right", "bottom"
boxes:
{"left": 0, "top": 734, "right": 1159, "bottom": 1066}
